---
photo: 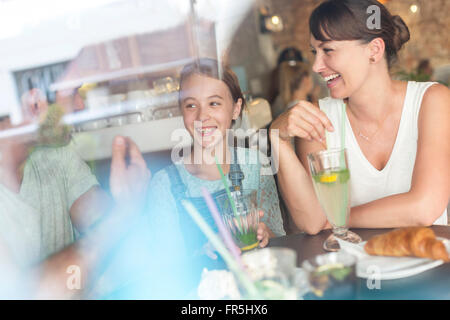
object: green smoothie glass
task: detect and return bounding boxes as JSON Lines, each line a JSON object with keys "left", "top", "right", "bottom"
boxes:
{"left": 307, "top": 148, "right": 361, "bottom": 251}
{"left": 216, "top": 189, "right": 260, "bottom": 252}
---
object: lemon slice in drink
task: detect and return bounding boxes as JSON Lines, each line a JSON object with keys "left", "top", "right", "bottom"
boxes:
{"left": 316, "top": 263, "right": 345, "bottom": 273}
{"left": 319, "top": 173, "right": 338, "bottom": 183}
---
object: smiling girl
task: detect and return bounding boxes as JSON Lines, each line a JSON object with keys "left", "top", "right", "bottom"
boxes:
{"left": 270, "top": 0, "right": 449, "bottom": 234}
{"left": 146, "top": 59, "right": 285, "bottom": 292}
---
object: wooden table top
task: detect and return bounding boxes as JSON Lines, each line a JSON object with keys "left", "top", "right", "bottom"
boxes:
{"left": 269, "top": 225, "right": 450, "bottom": 299}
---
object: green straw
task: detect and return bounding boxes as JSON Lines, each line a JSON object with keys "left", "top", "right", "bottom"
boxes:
{"left": 341, "top": 102, "right": 346, "bottom": 150}
{"left": 341, "top": 102, "right": 346, "bottom": 168}
{"left": 214, "top": 155, "right": 243, "bottom": 233}
{"left": 325, "top": 129, "right": 330, "bottom": 150}
{"left": 181, "top": 200, "right": 261, "bottom": 299}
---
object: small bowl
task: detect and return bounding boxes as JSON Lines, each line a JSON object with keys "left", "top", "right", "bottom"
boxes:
{"left": 302, "top": 252, "right": 357, "bottom": 300}
{"left": 241, "top": 247, "right": 298, "bottom": 299}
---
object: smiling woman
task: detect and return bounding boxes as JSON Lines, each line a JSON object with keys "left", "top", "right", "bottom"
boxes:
{"left": 309, "top": 0, "right": 410, "bottom": 69}
{"left": 308, "top": 0, "right": 410, "bottom": 99}
{"left": 270, "top": 0, "right": 449, "bottom": 235}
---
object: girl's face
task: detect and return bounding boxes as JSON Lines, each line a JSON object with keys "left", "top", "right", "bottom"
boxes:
{"left": 180, "top": 73, "right": 241, "bottom": 150}
{"left": 310, "top": 36, "right": 371, "bottom": 99}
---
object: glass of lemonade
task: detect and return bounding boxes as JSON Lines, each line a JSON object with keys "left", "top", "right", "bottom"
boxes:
{"left": 307, "top": 148, "right": 361, "bottom": 251}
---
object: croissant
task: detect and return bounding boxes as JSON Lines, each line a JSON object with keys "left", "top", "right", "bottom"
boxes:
{"left": 364, "top": 227, "right": 449, "bottom": 262}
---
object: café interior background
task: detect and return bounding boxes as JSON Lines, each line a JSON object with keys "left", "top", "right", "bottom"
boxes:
{"left": 0, "top": 0, "right": 448, "bottom": 190}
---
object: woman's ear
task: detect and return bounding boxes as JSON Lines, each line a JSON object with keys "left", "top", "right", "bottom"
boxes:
{"left": 368, "top": 37, "right": 385, "bottom": 63}
{"left": 232, "top": 98, "right": 243, "bottom": 120}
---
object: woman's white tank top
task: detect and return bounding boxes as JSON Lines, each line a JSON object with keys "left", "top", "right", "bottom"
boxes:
{"left": 319, "top": 81, "right": 447, "bottom": 225}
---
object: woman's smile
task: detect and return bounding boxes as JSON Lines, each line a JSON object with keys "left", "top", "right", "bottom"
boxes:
{"left": 323, "top": 73, "right": 342, "bottom": 88}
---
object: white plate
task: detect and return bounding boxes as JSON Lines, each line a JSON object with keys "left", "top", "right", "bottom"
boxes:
{"left": 338, "top": 237, "right": 449, "bottom": 280}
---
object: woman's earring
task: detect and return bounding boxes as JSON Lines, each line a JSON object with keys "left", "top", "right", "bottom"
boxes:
{"left": 370, "top": 57, "right": 375, "bottom": 63}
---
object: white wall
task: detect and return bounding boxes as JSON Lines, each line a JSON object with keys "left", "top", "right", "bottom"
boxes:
{"left": 0, "top": 0, "right": 256, "bottom": 122}
{"left": 0, "top": 0, "right": 190, "bottom": 121}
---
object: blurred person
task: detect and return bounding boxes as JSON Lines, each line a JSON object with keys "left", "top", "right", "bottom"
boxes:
{"left": 271, "top": 61, "right": 318, "bottom": 119}
{"left": 14, "top": 88, "right": 112, "bottom": 260}
{"left": 270, "top": 0, "right": 449, "bottom": 234}
{"left": 54, "top": 86, "right": 87, "bottom": 114}
{"left": 20, "top": 88, "right": 49, "bottom": 121}
{"left": 416, "top": 59, "right": 434, "bottom": 80}
{"left": 0, "top": 134, "right": 151, "bottom": 299}
{"left": 72, "top": 87, "right": 86, "bottom": 112}
{"left": 268, "top": 47, "right": 304, "bottom": 105}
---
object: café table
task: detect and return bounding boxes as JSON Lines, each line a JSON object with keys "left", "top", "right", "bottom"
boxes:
{"left": 269, "top": 225, "right": 450, "bottom": 300}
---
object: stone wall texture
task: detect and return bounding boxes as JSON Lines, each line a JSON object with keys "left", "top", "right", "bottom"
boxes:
{"left": 268, "top": 0, "right": 449, "bottom": 72}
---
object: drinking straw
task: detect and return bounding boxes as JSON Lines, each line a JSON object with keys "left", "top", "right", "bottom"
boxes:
{"left": 324, "top": 102, "right": 346, "bottom": 153}
{"left": 325, "top": 126, "right": 331, "bottom": 151}
{"left": 257, "top": 163, "right": 263, "bottom": 213}
{"left": 201, "top": 187, "right": 244, "bottom": 269}
{"left": 340, "top": 102, "right": 346, "bottom": 168}
{"left": 341, "top": 102, "right": 346, "bottom": 150}
{"left": 214, "top": 155, "right": 243, "bottom": 233}
{"left": 181, "top": 200, "right": 261, "bottom": 299}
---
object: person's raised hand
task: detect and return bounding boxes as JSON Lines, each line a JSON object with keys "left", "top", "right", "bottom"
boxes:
{"left": 269, "top": 100, "right": 334, "bottom": 147}
{"left": 110, "top": 136, "right": 151, "bottom": 211}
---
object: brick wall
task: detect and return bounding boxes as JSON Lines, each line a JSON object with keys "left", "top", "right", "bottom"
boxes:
{"left": 268, "top": 0, "right": 449, "bottom": 72}
{"left": 384, "top": 0, "right": 450, "bottom": 71}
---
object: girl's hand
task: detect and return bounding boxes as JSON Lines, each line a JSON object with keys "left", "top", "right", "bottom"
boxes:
{"left": 257, "top": 222, "right": 270, "bottom": 248}
{"left": 257, "top": 211, "right": 274, "bottom": 248}
{"left": 269, "top": 100, "right": 334, "bottom": 146}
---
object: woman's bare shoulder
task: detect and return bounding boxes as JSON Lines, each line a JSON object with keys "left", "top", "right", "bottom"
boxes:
{"left": 423, "top": 83, "right": 449, "bottom": 101}
{"left": 417, "top": 83, "right": 449, "bottom": 138}
{"left": 420, "top": 83, "right": 449, "bottom": 116}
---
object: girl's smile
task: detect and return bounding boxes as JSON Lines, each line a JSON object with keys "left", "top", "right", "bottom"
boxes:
{"left": 180, "top": 73, "right": 241, "bottom": 151}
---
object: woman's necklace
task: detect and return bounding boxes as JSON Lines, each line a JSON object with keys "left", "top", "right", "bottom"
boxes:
{"left": 349, "top": 110, "right": 391, "bottom": 143}
{"left": 358, "top": 125, "right": 382, "bottom": 142}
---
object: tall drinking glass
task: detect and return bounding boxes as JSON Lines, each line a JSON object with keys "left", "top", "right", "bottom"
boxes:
{"left": 307, "top": 148, "right": 361, "bottom": 251}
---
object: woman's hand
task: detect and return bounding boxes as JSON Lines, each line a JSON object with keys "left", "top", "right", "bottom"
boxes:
{"left": 270, "top": 100, "right": 334, "bottom": 147}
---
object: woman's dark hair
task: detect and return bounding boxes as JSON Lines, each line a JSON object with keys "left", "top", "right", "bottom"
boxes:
{"left": 178, "top": 58, "right": 246, "bottom": 114}
{"left": 309, "top": 0, "right": 410, "bottom": 68}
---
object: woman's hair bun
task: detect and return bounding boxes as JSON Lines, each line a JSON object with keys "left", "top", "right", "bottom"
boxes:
{"left": 392, "top": 15, "right": 410, "bottom": 51}
{"left": 309, "top": 0, "right": 410, "bottom": 68}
